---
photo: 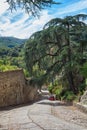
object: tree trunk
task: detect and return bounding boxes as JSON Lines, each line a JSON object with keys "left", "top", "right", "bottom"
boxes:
{"left": 66, "top": 24, "right": 77, "bottom": 94}
{"left": 67, "top": 71, "right": 77, "bottom": 94}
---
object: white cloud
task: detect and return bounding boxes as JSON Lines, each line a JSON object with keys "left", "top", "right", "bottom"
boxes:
{"left": 0, "top": 0, "right": 9, "bottom": 15}
{"left": 0, "top": 0, "right": 87, "bottom": 39}
{"left": 0, "top": 10, "right": 53, "bottom": 39}
{"left": 55, "top": 0, "right": 87, "bottom": 16}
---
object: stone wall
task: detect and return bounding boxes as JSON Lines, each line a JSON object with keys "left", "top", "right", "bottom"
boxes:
{"left": 0, "top": 69, "right": 38, "bottom": 107}
{"left": 73, "top": 90, "right": 87, "bottom": 114}
{"left": 80, "top": 90, "right": 87, "bottom": 105}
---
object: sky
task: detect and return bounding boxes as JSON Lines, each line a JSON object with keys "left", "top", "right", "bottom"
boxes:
{"left": 0, "top": 0, "right": 87, "bottom": 39}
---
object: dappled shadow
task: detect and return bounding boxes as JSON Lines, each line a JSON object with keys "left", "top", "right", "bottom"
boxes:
{"left": 0, "top": 99, "right": 42, "bottom": 111}
{"left": 53, "top": 101, "right": 73, "bottom": 106}
{"left": 0, "top": 103, "right": 33, "bottom": 111}
{"left": 0, "top": 94, "right": 49, "bottom": 111}
{"left": 0, "top": 98, "right": 73, "bottom": 111}
{"left": 37, "top": 101, "right": 54, "bottom": 106}
{"left": 37, "top": 100, "right": 73, "bottom": 107}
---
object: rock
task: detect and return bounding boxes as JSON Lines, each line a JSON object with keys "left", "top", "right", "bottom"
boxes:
{"left": 80, "top": 91, "right": 87, "bottom": 105}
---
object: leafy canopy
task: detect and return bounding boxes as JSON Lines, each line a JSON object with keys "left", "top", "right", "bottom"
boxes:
{"left": 25, "top": 14, "right": 87, "bottom": 93}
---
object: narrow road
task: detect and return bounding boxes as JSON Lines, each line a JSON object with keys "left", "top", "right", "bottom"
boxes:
{"left": 0, "top": 99, "right": 87, "bottom": 130}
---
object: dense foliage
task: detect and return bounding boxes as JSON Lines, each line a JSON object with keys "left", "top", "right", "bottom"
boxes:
{"left": 0, "top": 13, "right": 87, "bottom": 101}
{"left": 25, "top": 14, "right": 87, "bottom": 98}
{"left": 0, "top": 37, "right": 28, "bottom": 75}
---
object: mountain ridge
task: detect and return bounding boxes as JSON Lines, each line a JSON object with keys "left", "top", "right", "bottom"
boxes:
{"left": 0, "top": 36, "right": 27, "bottom": 48}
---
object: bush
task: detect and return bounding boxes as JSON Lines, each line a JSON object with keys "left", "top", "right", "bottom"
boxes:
{"left": 80, "top": 62, "right": 87, "bottom": 78}
{"left": 48, "top": 80, "right": 77, "bottom": 102}
{"left": 61, "top": 90, "right": 76, "bottom": 101}
{"left": 48, "top": 80, "right": 63, "bottom": 100}
{"left": 78, "top": 82, "right": 86, "bottom": 92}
{"left": 0, "top": 65, "right": 18, "bottom": 72}
{"left": 52, "top": 85, "right": 63, "bottom": 100}
{"left": 23, "top": 69, "right": 29, "bottom": 77}
{"left": 48, "top": 83, "right": 53, "bottom": 94}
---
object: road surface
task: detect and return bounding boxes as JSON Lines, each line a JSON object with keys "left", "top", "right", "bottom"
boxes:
{"left": 0, "top": 99, "right": 87, "bottom": 130}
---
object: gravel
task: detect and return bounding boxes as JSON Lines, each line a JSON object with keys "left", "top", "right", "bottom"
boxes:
{"left": 51, "top": 101, "right": 87, "bottom": 128}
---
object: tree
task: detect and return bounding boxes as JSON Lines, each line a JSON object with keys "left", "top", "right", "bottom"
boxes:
{"left": 43, "top": 14, "right": 87, "bottom": 93}
{"left": 6, "top": 0, "right": 59, "bottom": 16}
{"left": 25, "top": 14, "right": 87, "bottom": 93}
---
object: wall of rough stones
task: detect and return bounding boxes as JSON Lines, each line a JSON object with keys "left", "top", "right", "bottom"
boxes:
{"left": 80, "top": 90, "right": 87, "bottom": 105}
{"left": 0, "top": 69, "right": 38, "bottom": 107}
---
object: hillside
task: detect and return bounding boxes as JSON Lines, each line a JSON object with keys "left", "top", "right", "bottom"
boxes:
{"left": 0, "top": 36, "right": 27, "bottom": 73}
{"left": 0, "top": 36, "right": 27, "bottom": 48}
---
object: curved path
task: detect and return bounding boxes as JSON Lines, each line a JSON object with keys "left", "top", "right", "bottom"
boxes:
{"left": 0, "top": 99, "right": 87, "bottom": 130}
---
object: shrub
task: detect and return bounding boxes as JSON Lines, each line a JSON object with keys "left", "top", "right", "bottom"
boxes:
{"left": 48, "top": 83, "right": 53, "bottom": 94}
{"left": 80, "top": 62, "right": 87, "bottom": 78}
{"left": 0, "top": 65, "right": 18, "bottom": 72}
{"left": 61, "top": 90, "right": 76, "bottom": 101}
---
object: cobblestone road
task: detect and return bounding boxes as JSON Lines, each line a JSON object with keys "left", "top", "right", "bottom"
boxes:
{"left": 0, "top": 99, "right": 87, "bottom": 130}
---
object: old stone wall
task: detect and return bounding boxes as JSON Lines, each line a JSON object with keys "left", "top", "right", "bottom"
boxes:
{"left": 80, "top": 90, "right": 87, "bottom": 105}
{"left": 0, "top": 69, "right": 38, "bottom": 107}
{"left": 73, "top": 90, "right": 87, "bottom": 114}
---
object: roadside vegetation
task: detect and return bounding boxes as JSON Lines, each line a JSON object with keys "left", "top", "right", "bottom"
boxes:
{"left": 0, "top": 13, "right": 87, "bottom": 102}
{"left": 25, "top": 14, "right": 87, "bottom": 102}
{"left": 0, "top": 38, "right": 28, "bottom": 76}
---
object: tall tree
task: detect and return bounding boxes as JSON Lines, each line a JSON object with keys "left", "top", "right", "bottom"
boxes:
{"left": 25, "top": 14, "right": 87, "bottom": 93}
{"left": 44, "top": 14, "right": 87, "bottom": 93}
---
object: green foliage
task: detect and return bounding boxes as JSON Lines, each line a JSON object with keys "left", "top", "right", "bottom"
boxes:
{"left": 0, "top": 47, "right": 9, "bottom": 56}
{"left": 0, "top": 59, "right": 4, "bottom": 65}
{"left": 48, "top": 80, "right": 76, "bottom": 101}
{"left": 61, "top": 90, "right": 76, "bottom": 101}
{"left": 80, "top": 62, "right": 87, "bottom": 78}
{"left": 48, "top": 80, "right": 63, "bottom": 99}
{"left": 23, "top": 69, "right": 29, "bottom": 77}
{"left": 78, "top": 82, "right": 86, "bottom": 92}
{"left": 25, "top": 14, "right": 87, "bottom": 93}
{"left": 0, "top": 37, "right": 28, "bottom": 75}
{"left": 53, "top": 85, "right": 63, "bottom": 100}
{"left": 32, "top": 64, "right": 45, "bottom": 78}
{"left": 0, "top": 64, "right": 18, "bottom": 72}
{"left": 7, "top": 0, "right": 58, "bottom": 16}
{"left": 48, "top": 83, "right": 54, "bottom": 94}
{"left": 0, "top": 37, "right": 26, "bottom": 48}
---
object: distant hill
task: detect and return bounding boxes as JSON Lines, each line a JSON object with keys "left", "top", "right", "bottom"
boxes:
{"left": 0, "top": 36, "right": 27, "bottom": 48}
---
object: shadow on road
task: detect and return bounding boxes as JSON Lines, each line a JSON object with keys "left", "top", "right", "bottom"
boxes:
{"left": 0, "top": 97, "right": 72, "bottom": 112}
{"left": 0, "top": 99, "right": 41, "bottom": 111}
{"left": 37, "top": 100, "right": 73, "bottom": 107}
{"left": 37, "top": 101, "right": 54, "bottom": 106}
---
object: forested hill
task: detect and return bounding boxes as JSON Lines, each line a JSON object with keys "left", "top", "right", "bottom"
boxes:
{"left": 0, "top": 36, "right": 27, "bottom": 72}
{"left": 0, "top": 36, "right": 27, "bottom": 48}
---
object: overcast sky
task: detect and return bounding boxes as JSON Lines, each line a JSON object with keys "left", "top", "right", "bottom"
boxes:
{"left": 0, "top": 0, "right": 87, "bottom": 39}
